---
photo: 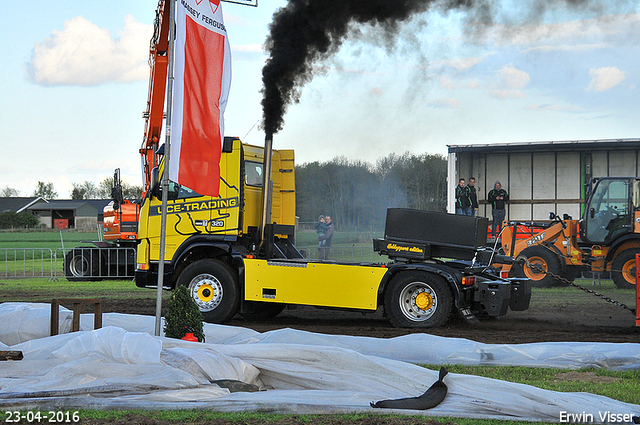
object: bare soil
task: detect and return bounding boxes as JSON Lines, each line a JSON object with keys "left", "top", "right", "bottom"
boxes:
{"left": 99, "top": 288, "right": 640, "bottom": 344}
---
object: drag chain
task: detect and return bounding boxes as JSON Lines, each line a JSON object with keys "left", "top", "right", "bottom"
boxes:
{"left": 524, "top": 259, "right": 637, "bottom": 315}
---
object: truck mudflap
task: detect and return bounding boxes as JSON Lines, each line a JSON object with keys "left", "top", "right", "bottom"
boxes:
{"left": 508, "top": 279, "right": 532, "bottom": 311}
{"left": 473, "top": 279, "right": 531, "bottom": 317}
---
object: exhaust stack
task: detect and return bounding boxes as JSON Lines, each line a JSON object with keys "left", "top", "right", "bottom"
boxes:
{"left": 260, "top": 133, "right": 274, "bottom": 243}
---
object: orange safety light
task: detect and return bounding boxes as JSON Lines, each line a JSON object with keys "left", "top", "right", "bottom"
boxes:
{"left": 461, "top": 276, "right": 475, "bottom": 286}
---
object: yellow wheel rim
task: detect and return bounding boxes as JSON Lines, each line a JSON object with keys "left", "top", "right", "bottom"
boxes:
{"left": 415, "top": 291, "right": 433, "bottom": 311}
{"left": 197, "top": 284, "right": 215, "bottom": 302}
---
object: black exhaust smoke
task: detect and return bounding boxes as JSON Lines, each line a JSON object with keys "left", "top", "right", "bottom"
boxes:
{"left": 260, "top": 0, "right": 635, "bottom": 138}
{"left": 260, "top": 0, "right": 473, "bottom": 138}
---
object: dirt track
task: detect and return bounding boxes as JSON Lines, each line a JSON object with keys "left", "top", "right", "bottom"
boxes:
{"left": 101, "top": 285, "right": 640, "bottom": 344}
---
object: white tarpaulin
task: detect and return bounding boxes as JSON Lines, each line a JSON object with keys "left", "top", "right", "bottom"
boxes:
{"left": 0, "top": 303, "right": 638, "bottom": 423}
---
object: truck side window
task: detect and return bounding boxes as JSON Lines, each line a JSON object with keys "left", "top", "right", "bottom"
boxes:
{"left": 160, "top": 181, "right": 200, "bottom": 200}
{"left": 245, "top": 161, "right": 263, "bottom": 187}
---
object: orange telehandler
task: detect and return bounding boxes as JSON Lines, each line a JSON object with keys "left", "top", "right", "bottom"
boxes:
{"left": 500, "top": 177, "right": 640, "bottom": 289}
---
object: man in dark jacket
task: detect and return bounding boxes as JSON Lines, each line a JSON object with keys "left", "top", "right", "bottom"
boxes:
{"left": 488, "top": 181, "right": 509, "bottom": 238}
{"left": 318, "top": 215, "right": 334, "bottom": 260}
{"left": 468, "top": 177, "right": 479, "bottom": 216}
{"left": 455, "top": 178, "right": 472, "bottom": 216}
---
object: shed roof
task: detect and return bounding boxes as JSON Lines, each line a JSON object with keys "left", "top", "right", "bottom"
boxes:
{"left": 447, "top": 138, "right": 640, "bottom": 154}
{"left": 27, "top": 199, "right": 111, "bottom": 211}
{"left": 0, "top": 197, "right": 44, "bottom": 213}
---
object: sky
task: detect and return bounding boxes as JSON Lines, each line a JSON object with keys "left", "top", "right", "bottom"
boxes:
{"left": 1, "top": 0, "right": 639, "bottom": 198}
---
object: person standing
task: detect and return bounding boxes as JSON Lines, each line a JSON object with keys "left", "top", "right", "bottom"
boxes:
{"left": 455, "top": 178, "right": 472, "bottom": 216}
{"left": 488, "top": 181, "right": 509, "bottom": 238}
{"left": 468, "top": 177, "right": 479, "bottom": 217}
{"left": 318, "top": 215, "right": 334, "bottom": 260}
{"left": 314, "top": 215, "right": 328, "bottom": 250}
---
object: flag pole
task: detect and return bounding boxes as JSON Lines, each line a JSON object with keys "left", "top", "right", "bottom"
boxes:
{"left": 155, "top": 0, "right": 176, "bottom": 337}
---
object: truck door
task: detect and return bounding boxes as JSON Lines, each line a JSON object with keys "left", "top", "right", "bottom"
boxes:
{"left": 583, "top": 178, "right": 633, "bottom": 244}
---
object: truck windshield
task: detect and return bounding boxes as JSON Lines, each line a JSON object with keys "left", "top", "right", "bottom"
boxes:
{"left": 585, "top": 179, "right": 630, "bottom": 243}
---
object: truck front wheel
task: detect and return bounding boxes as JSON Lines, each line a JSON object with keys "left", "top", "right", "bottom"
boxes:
{"left": 177, "top": 259, "right": 239, "bottom": 323}
{"left": 384, "top": 271, "right": 453, "bottom": 328}
{"left": 611, "top": 248, "right": 640, "bottom": 290}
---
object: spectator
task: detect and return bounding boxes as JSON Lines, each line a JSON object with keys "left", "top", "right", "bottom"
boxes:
{"left": 488, "top": 181, "right": 509, "bottom": 238}
{"left": 455, "top": 178, "right": 472, "bottom": 216}
{"left": 314, "top": 215, "right": 328, "bottom": 249}
{"left": 318, "top": 215, "right": 334, "bottom": 260}
{"left": 468, "top": 177, "right": 479, "bottom": 217}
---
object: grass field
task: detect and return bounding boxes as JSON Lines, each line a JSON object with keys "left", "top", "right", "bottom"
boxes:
{"left": 0, "top": 228, "right": 375, "bottom": 251}
{"left": 0, "top": 228, "right": 102, "bottom": 250}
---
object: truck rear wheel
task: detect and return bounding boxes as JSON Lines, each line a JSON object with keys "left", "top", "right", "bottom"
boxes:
{"left": 512, "top": 245, "right": 562, "bottom": 287}
{"left": 611, "top": 248, "right": 640, "bottom": 289}
{"left": 177, "top": 259, "right": 239, "bottom": 324}
{"left": 64, "top": 248, "right": 99, "bottom": 282}
{"left": 384, "top": 271, "right": 453, "bottom": 328}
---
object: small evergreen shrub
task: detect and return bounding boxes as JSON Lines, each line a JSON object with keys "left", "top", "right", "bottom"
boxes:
{"left": 163, "top": 285, "right": 205, "bottom": 342}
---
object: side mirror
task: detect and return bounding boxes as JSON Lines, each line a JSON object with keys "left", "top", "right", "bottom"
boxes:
{"left": 549, "top": 212, "right": 556, "bottom": 220}
{"left": 168, "top": 182, "right": 180, "bottom": 199}
{"left": 150, "top": 167, "right": 160, "bottom": 198}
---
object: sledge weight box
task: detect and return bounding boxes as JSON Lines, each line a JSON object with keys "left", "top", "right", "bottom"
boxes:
{"left": 373, "top": 208, "right": 488, "bottom": 261}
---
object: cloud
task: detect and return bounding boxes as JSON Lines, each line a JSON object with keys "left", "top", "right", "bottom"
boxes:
{"left": 439, "top": 56, "right": 486, "bottom": 70}
{"left": 27, "top": 15, "right": 152, "bottom": 86}
{"left": 369, "top": 87, "right": 385, "bottom": 96}
{"left": 484, "top": 13, "right": 640, "bottom": 47}
{"left": 485, "top": 65, "right": 530, "bottom": 99}
{"left": 231, "top": 43, "right": 264, "bottom": 53}
{"left": 466, "top": 79, "right": 481, "bottom": 89}
{"left": 497, "top": 65, "right": 530, "bottom": 89}
{"left": 586, "top": 66, "right": 626, "bottom": 91}
{"left": 522, "top": 43, "right": 609, "bottom": 53}
{"left": 427, "top": 98, "right": 460, "bottom": 108}
{"left": 438, "top": 76, "right": 455, "bottom": 89}
{"left": 490, "top": 89, "right": 525, "bottom": 99}
{"left": 527, "top": 104, "right": 584, "bottom": 112}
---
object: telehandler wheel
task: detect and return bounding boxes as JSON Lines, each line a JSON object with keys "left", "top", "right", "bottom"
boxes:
{"left": 384, "top": 271, "right": 453, "bottom": 328}
{"left": 239, "top": 301, "right": 286, "bottom": 320}
{"left": 611, "top": 248, "right": 640, "bottom": 290}
{"left": 512, "top": 245, "right": 562, "bottom": 288}
{"left": 177, "top": 259, "right": 239, "bottom": 324}
{"left": 64, "top": 248, "right": 99, "bottom": 282}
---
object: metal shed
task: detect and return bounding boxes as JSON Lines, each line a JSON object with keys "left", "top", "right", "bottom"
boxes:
{"left": 27, "top": 199, "right": 111, "bottom": 229}
{"left": 447, "top": 139, "right": 640, "bottom": 223}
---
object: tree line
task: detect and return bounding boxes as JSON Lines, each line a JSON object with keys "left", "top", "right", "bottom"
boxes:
{"left": 295, "top": 151, "right": 447, "bottom": 229}
{"left": 1, "top": 151, "right": 447, "bottom": 231}
{"left": 0, "top": 179, "right": 142, "bottom": 200}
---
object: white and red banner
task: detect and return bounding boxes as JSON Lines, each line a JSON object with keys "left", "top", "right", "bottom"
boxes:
{"left": 169, "top": 0, "right": 232, "bottom": 197}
